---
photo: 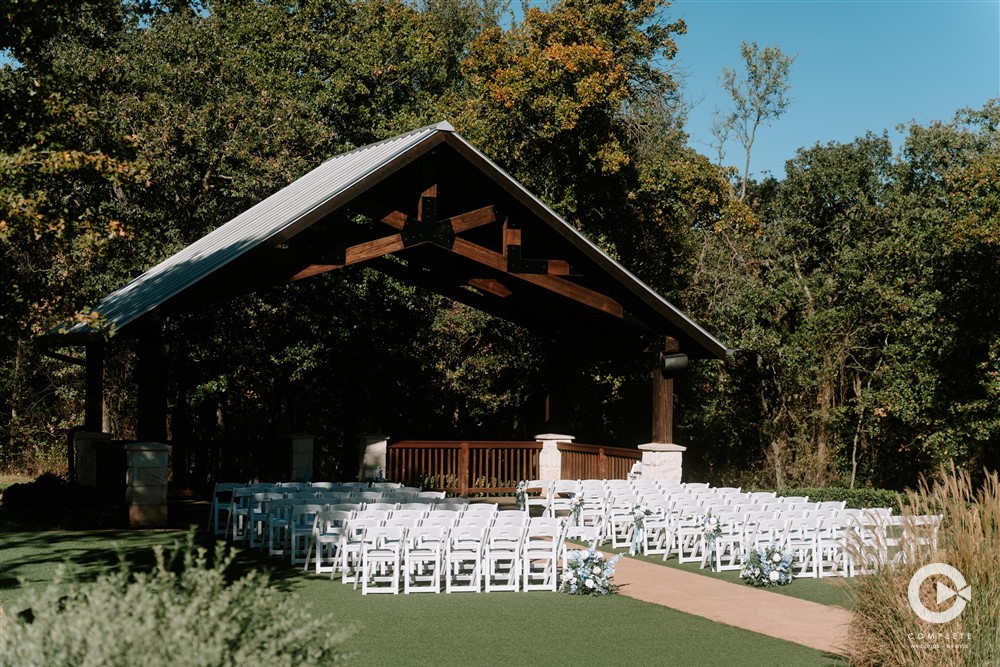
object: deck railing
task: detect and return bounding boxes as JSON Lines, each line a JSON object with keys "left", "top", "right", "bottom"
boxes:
{"left": 386, "top": 440, "right": 542, "bottom": 496}
{"left": 557, "top": 442, "right": 642, "bottom": 481}
{"left": 386, "top": 439, "right": 642, "bottom": 495}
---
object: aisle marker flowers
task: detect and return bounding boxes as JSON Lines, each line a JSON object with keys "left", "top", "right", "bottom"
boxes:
{"left": 560, "top": 549, "right": 622, "bottom": 595}
{"left": 739, "top": 543, "right": 796, "bottom": 587}
{"left": 630, "top": 504, "right": 653, "bottom": 555}
{"left": 700, "top": 513, "right": 722, "bottom": 570}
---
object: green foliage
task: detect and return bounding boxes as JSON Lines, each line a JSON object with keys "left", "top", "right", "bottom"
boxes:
{"left": 772, "top": 487, "right": 904, "bottom": 511}
{"left": 1, "top": 531, "right": 352, "bottom": 666}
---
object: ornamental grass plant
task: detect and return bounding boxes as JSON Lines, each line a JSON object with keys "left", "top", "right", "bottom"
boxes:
{"left": 0, "top": 530, "right": 352, "bottom": 667}
{"left": 848, "top": 466, "right": 1000, "bottom": 667}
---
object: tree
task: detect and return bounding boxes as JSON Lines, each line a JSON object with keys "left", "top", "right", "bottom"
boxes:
{"left": 713, "top": 40, "right": 795, "bottom": 200}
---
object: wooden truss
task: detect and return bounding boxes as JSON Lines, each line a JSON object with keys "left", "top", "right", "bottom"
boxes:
{"left": 290, "top": 185, "right": 624, "bottom": 319}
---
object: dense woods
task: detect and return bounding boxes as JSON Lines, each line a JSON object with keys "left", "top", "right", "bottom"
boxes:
{"left": 2, "top": 0, "right": 997, "bottom": 490}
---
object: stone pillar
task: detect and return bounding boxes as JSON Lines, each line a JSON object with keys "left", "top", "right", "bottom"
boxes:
{"left": 74, "top": 431, "right": 112, "bottom": 488}
{"left": 125, "top": 442, "right": 171, "bottom": 527}
{"left": 637, "top": 443, "right": 686, "bottom": 482}
{"left": 358, "top": 434, "right": 388, "bottom": 482}
{"left": 286, "top": 434, "right": 314, "bottom": 482}
{"left": 534, "top": 433, "right": 573, "bottom": 481}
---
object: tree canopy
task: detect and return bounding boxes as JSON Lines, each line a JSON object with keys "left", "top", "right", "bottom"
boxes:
{"left": 1, "top": 0, "right": 997, "bottom": 490}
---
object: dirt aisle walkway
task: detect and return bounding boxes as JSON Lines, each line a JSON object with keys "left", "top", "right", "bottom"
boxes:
{"left": 610, "top": 555, "right": 851, "bottom": 656}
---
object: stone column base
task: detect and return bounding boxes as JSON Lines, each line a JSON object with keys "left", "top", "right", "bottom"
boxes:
{"left": 358, "top": 434, "right": 388, "bottom": 482}
{"left": 534, "top": 433, "right": 574, "bottom": 480}
{"left": 637, "top": 443, "right": 686, "bottom": 481}
{"left": 125, "top": 442, "right": 171, "bottom": 527}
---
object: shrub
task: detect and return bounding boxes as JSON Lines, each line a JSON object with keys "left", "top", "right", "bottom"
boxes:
{"left": 848, "top": 466, "right": 1000, "bottom": 666}
{"left": 772, "top": 486, "right": 906, "bottom": 510}
{"left": 1, "top": 531, "right": 353, "bottom": 666}
{"left": 0, "top": 472, "right": 126, "bottom": 529}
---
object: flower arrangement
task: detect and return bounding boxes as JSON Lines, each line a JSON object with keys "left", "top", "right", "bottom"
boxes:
{"left": 515, "top": 481, "right": 527, "bottom": 511}
{"left": 700, "top": 513, "right": 723, "bottom": 571}
{"left": 630, "top": 505, "right": 653, "bottom": 555}
{"left": 570, "top": 493, "right": 585, "bottom": 525}
{"left": 702, "top": 513, "right": 722, "bottom": 543}
{"left": 560, "top": 549, "right": 622, "bottom": 595}
{"left": 368, "top": 466, "right": 387, "bottom": 485}
{"left": 739, "top": 543, "right": 796, "bottom": 587}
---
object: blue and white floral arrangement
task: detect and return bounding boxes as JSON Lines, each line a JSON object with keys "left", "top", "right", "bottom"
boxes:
{"left": 570, "top": 493, "right": 585, "bottom": 525}
{"left": 739, "top": 543, "right": 795, "bottom": 587}
{"left": 560, "top": 549, "right": 622, "bottom": 595}
{"left": 515, "top": 480, "right": 527, "bottom": 511}
{"left": 700, "top": 513, "right": 723, "bottom": 570}
{"left": 630, "top": 504, "right": 653, "bottom": 555}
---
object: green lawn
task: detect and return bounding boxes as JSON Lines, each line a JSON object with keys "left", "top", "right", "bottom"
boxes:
{"left": 1, "top": 527, "right": 846, "bottom": 666}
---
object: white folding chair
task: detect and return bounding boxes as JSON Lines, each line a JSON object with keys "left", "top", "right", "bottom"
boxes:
{"left": 248, "top": 492, "right": 283, "bottom": 549}
{"left": 266, "top": 498, "right": 295, "bottom": 557}
{"left": 340, "top": 517, "right": 384, "bottom": 585}
{"left": 524, "top": 480, "right": 553, "bottom": 517}
{"left": 289, "top": 503, "right": 324, "bottom": 565}
{"left": 305, "top": 509, "right": 352, "bottom": 576}
{"left": 484, "top": 524, "right": 526, "bottom": 592}
{"left": 208, "top": 482, "right": 241, "bottom": 537}
{"left": 404, "top": 525, "right": 447, "bottom": 594}
{"left": 445, "top": 524, "right": 487, "bottom": 593}
{"left": 816, "top": 516, "right": 851, "bottom": 577}
{"left": 711, "top": 511, "right": 748, "bottom": 571}
{"left": 522, "top": 517, "right": 563, "bottom": 592}
{"left": 359, "top": 525, "right": 405, "bottom": 595}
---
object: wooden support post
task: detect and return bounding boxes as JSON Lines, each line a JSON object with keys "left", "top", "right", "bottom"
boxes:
{"left": 544, "top": 350, "right": 569, "bottom": 433}
{"left": 137, "top": 322, "right": 169, "bottom": 443}
{"left": 84, "top": 341, "right": 105, "bottom": 432}
{"left": 458, "top": 442, "right": 470, "bottom": 497}
{"left": 651, "top": 337, "right": 680, "bottom": 444}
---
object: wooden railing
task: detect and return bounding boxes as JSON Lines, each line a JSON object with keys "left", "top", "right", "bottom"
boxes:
{"left": 386, "top": 440, "right": 542, "bottom": 496}
{"left": 558, "top": 443, "right": 641, "bottom": 481}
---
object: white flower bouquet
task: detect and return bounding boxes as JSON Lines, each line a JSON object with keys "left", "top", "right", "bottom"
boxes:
{"left": 570, "top": 493, "right": 585, "bottom": 524}
{"left": 739, "top": 543, "right": 795, "bottom": 587}
{"left": 514, "top": 481, "right": 527, "bottom": 511}
{"left": 701, "top": 513, "right": 722, "bottom": 542}
{"left": 560, "top": 549, "right": 622, "bottom": 596}
{"left": 629, "top": 504, "right": 653, "bottom": 555}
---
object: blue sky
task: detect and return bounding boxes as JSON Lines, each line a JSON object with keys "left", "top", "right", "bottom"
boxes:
{"left": 670, "top": 0, "right": 1000, "bottom": 179}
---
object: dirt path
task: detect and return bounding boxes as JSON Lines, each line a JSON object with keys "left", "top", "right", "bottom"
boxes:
{"left": 610, "top": 555, "right": 852, "bottom": 657}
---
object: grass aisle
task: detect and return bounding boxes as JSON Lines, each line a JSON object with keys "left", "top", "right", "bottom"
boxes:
{"left": 1, "top": 529, "right": 846, "bottom": 666}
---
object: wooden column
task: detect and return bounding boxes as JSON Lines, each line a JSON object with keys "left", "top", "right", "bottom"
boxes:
{"left": 84, "top": 341, "right": 105, "bottom": 432}
{"left": 136, "top": 322, "right": 169, "bottom": 443}
{"left": 651, "top": 337, "right": 680, "bottom": 444}
{"left": 543, "top": 348, "right": 570, "bottom": 433}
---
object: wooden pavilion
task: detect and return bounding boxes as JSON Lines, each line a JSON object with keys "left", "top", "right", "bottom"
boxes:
{"left": 45, "top": 121, "right": 729, "bottom": 485}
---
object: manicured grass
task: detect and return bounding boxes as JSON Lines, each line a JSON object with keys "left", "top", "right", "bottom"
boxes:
{"left": 1, "top": 527, "right": 846, "bottom": 666}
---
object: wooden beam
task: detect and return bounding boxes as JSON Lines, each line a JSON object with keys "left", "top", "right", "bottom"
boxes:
{"left": 452, "top": 237, "right": 505, "bottom": 271}
{"left": 447, "top": 205, "right": 497, "bottom": 234}
{"left": 290, "top": 234, "right": 405, "bottom": 281}
{"left": 381, "top": 210, "right": 409, "bottom": 230}
{"left": 450, "top": 238, "right": 623, "bottom": 318}
{"left": 345, "top": 234, "right": 405, "bottom": 264}
{"left": 548, "top": 260, "right": 571, "bottom": 276}
{"left": 468, "top": 278, "right": 513, "bottom": 298}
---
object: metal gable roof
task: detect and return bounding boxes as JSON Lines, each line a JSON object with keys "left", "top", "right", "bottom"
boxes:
{"left": 55, "top": 121, "right": 730, "bottom": 359}
{"left": 62, "top": 121, "right": 449, "bottom": 335}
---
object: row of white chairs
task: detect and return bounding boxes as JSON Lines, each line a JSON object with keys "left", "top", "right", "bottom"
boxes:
{"left": 208, "top": 481, "right": 445, "bottom": 539}
{"left": 304, "top": 512, "right": 587, "bottom": 595}
{"left": 522, "top": 479, "right": 943, "bottom": 579}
